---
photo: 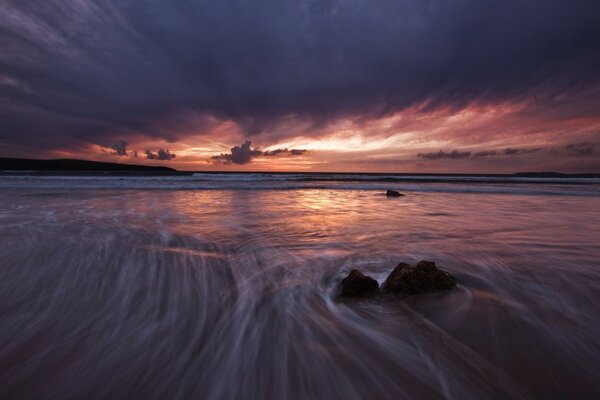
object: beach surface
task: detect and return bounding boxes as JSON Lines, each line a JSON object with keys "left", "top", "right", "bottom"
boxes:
{"left": 1, "top": 173, "right": 599, "bottom": 399}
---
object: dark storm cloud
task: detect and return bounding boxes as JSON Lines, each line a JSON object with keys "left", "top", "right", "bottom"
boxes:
{"left": 418, "top": 150, "right": 472, "bottom": 160}
{"left": 145, "top": 149, "right": 176, "bottom": 160}
{"left": 0, "top": 0, "right": 599, "bottom": 153}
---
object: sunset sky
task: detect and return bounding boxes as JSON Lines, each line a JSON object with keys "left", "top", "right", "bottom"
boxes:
{"left": 1, "top": 0, "right": 599, "bottom": 172}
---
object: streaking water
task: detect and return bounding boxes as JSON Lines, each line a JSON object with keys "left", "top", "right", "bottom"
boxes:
{"left": 0, "top": 175, "right": 599, "bottom": 399}
{"left": 1, "top": 173, "right": 600, "bottom": 195}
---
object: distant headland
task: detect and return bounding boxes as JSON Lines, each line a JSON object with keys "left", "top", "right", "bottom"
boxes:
{"left": 0, "top": 157, "right": 181, "bottom": 174}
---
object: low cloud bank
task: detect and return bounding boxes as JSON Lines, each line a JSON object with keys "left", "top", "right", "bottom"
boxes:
{"left": 145, "top": 149, "right": 177, "bottom": 160}
{"left": 418, "top": 143, "right": 595, "bottom": 160}
{"left": 110, "top": 141, "right": 129, "bottom": 157}
{"left": 211, "top": 141, "right": 307, "bottom": 165}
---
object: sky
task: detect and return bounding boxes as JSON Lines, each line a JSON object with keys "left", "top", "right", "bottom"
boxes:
{"left": 1, "top": 0, "right": 599, "bottom": 173}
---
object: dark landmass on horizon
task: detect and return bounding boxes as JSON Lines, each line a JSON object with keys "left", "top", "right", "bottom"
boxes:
{"left": 0, "top": 157, "right": 179, "bottom": 174}
{"left": 1, "top": 157, "right": 599, "bottom": 179}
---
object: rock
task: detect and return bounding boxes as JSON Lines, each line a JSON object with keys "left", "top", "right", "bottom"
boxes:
{"left": 382, "top": 260, "right": 456, "bottom": 295}
{"left": 386, "top": 190, "right": 404, "bottom": 197}
{"left": 340, "top": 269, "right": 379, "bottom": 297}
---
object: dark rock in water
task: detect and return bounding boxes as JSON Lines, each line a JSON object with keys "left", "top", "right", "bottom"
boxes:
{"left": 340, "top": 269, "right": 379, "bottom": 297}
{"left": 386, "top": 190, "right": 404, "bottom": 197}
{"left": 382, "top": 260, "right": 456, "bottom": 295}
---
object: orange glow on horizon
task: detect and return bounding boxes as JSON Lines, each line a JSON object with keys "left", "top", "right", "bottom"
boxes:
{"left": 45, "top": 100, "right": 600, "bottom": 174}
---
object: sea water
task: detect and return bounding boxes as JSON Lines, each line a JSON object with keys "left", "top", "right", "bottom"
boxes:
{"left": 0, "top": 174, "right": 599, "bottom": 399}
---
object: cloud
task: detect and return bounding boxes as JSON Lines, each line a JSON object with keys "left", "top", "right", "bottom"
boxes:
{"left": 473, "top": 150, "right": 498, "bottom": 157}
{"left": 0, "top": 0, "right": 598, "bottom": 156}
{"left": 210, "top": 141, "right": 307, "bottom": 164}
{"left": 502, "top": 147, "right": 541, "bottom": 156}
{"left": 110, "top": 141, "right": 128, "bottom": 156}
{"left": 211, "top": 141, "right": 262, "bottom": 164}
{"left": 417, "top": 150, "right": 472, "bottom": 160}
{"left": 421, "top": 143, "right": 596, "bottom": 161}
{"left": 263, "top": 148, "right": 307, "bottom": 157}
{"left": 563, "top": 142, "right": 595, "bottom": 156}
{"left": 473, "top": 147, "right": 541, "bottom": 157}
{"left": 145, "top": 149, "right": 176, "bottom": 160}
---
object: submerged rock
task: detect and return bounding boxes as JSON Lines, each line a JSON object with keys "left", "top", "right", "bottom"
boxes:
{"left": 386, "top": 190, "right": 404, "bottom": 197}
{"left": 382, "top": 260, "right": 456, "bottom": 295}
{"left": 340, "top": 269, "right": 379, "bottom": 297}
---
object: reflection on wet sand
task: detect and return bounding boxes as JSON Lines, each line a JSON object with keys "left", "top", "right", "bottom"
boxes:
{"left": 0, "top": 188, "right": 599, "bottom": 399}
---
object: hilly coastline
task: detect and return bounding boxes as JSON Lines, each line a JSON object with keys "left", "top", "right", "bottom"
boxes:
{"left": 0, "top": 157, "right": 179, "bottom": 174}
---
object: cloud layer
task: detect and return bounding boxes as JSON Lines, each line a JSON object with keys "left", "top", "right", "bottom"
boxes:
{"left": 145, "top": 149, "right": 176, "bottom": 160}
{"left": 0, "top": 0, "right": 599, "bottom": 171}
{"left": 211, "top": 141, "right": 306, "bottom": 164}
{"left": 418, "top": 143, "right": 595, "bottom": 160}
{"left": 110, "top": 141, "right": 129, "bottom": 157}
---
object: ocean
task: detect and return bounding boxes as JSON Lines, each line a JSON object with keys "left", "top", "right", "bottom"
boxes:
{"left": 0, "top": 173, "right": 599, "bottom": 399}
